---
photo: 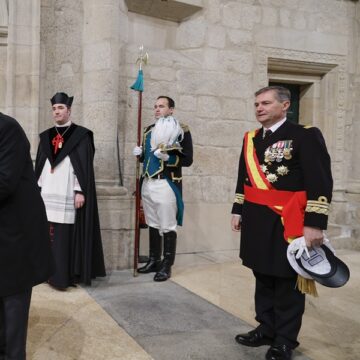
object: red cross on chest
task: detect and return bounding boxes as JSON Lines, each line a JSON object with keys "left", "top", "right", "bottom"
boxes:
{"left": 52, "top": 133, "right": 63, "bottom": 154}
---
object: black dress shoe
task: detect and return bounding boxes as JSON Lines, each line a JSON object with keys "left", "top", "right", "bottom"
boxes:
{"left": 137, "top": 259, "right": 161, "bottom": 274}
{"left": 47, "top": 282, "right": 67, "bottom": 291}
{"left": 153, "top": 266, "right": 171, "bottom": 282}
{"left": 235, "top": 329, "right": 273, "bottom": 347}
{"left": 153, "top": 258, "right": 173, "bottom": 282}
{"left": 265, "top": 344, "right": 293, "bottom": 360}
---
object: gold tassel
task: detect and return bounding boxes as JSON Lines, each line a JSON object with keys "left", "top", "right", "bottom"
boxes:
{"left": 296, "top": 275, "right": 318, "bottom": 297}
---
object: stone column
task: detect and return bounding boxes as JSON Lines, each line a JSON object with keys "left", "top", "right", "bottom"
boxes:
{"left": 0, "top": 0, "right": 8, "bottom": 109}
{"left": 82, "top": 0, "right": 121, "bottom": 185}
{"left": 82, "top": 0, "right": 134, "bottom": 271}
{"left": 5, "top": 0, "right": 41, "bottom": 154}
{"left": 346, "top": 2, "right": 360, "bottom": 194}
{"left": 0, "top": 0, "right": 7, "bottom": 26}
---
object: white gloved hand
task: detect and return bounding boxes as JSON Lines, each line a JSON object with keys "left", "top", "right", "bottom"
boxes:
{"left": 133, "top": 146, "right": 142, "bottom": 156}
{"left": 294, "top": 237, "right": 311, "bottom": 260}
{"left": 154, "top": 148, "right": 169, "bottom": 161}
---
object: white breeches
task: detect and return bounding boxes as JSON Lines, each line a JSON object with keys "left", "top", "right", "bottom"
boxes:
{"left": 141, "top": 178, "right": 177, "bottom": 234}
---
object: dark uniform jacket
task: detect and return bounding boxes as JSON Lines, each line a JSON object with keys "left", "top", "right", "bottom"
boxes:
{"left": 140, "top": 123, "right": 193, "bottom": 225}
{"left": 35, "top": 124, "right": 106, "bottom": 285}
{"left": 0, "top": 113, "right": 54, "bottom": 297}
{"left": 232, "top": 121, "right": 333, "bottom": 277}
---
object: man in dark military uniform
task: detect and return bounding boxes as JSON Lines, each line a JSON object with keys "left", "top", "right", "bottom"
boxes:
{"left": 231, "top": 86, "right": 333, "bottom": 360}
{"left": 133, "top": 96, "right": 193, "bottom": 281}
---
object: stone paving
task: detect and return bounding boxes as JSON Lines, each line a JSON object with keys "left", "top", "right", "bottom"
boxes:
{"left": 87, "top": 270, "right": 309, "bottom": 360}
{"left": 28, "top": 249, "right": 359, "bottom": 360}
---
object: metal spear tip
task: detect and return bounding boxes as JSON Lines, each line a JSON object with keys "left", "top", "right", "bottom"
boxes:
{"left": 135, "top": 45, "right": 149, "bottom": 68}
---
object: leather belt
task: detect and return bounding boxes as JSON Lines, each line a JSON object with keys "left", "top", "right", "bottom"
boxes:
{"left": 146, "top": 174, "right": 165, "bottom": 180}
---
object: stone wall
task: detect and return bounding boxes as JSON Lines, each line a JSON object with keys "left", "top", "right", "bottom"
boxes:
{"left": 39, "top": 0, "right": 84, "bottom": 140}
{"left": 331, "top": 0, "right": 360, "bottom": 248}
{"left": 1, "top": 0, "right": 42, "bottom": 149}
{"left": 1, "top": 0, "right": 359, "bottom": 270}
{"left": 122, "top": 0, "right": 360, "bottom": 256}
{"left": 0, "top": 0, "right": 8, "bottom": 110}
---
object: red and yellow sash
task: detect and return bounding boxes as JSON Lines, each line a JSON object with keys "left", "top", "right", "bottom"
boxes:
{"left": 244, "top": 130, "right": 317, "bottom": 296}
{"left": 244, "top": 129, "right": 306, "bottom": 241}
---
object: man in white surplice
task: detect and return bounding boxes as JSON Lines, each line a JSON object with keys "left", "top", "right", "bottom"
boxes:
{"left": 35, "top": 92, "right": 105, "bottom": 289}
{"left": 38, "top": 94, "right": 85, "bottom": 225}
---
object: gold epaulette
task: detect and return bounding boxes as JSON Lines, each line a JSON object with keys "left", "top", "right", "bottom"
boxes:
{"left": 234, "top": 193, "right": 244, "bottom": 205}
{"left": 303, "top": 125, "right": 313, "bottom": 129}
{"left": 180, "top": 123, "right": 190, "bottom": 132}
{"left": 305, "top": 196, "right": 330, "bottom": 215}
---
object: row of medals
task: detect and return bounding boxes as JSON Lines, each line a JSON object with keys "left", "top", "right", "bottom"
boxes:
{"left": 262, "top": 140, "right": 293, "bottom": 183}
{"left": 264, "top": 140, "right": 293, "bottom": 163}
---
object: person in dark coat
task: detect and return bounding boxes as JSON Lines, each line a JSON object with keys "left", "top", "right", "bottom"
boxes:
{"left": 231, "top": 86, "right": 333, "bottom": 360}
{"left": 133, "top": 96, "right": 193, "bottom": 281}
{"left": 0, "top": 112, "right": 54, "bottom": 360}
{"left": 35, "top": 92, "right": 105, "bottom": 290}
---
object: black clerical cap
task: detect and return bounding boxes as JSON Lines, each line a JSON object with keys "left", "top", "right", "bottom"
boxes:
{"left": 50, "top": 92, "right": 74, "bottom": 107}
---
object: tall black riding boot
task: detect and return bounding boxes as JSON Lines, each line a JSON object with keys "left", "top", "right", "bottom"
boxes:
{"left": 138, "top": 227, "right": 162, "bottom": 273}
{"left": 154, "top": 231, "right": 177, "bottom": 282}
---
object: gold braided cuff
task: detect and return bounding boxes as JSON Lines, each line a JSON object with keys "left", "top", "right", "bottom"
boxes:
{"left": 305, "top": 196, "right": 330, "bottom": 215}
{"left": 234, "top": 193, "right": 244, "bottom": 205}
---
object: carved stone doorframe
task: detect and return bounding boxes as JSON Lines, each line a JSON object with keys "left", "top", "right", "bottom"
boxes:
{"left": 255, "top": 47, "right": 347, "bottom": 198}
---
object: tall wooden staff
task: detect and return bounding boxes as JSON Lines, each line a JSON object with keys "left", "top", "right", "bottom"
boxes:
{"left": 131, "top": 46, "right": 148, "bottom": 276}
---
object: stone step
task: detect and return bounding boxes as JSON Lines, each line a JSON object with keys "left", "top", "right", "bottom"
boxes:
{"left": 326, "top": 224, "right": 344, "bottom": 238}
{"left": 330, "top": 237, "right": 360, "bottom": 251}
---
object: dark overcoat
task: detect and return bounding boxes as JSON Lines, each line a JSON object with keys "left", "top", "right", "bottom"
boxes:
{"left": 232, "top": 121, "right": 333, "bottom": 277}
{"left": 0, "top": 113, "right": 54, "bottom": 297}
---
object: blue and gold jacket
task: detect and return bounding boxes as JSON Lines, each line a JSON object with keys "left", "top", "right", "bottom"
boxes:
{"left": 140, "top": 123, "right": 193, "bottom": 225}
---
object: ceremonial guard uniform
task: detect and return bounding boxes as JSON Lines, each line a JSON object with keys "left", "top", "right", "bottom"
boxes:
{"left": 134, "top": 96, "right": 193, "bottom": 281}
{"left": 231, "top": 85, "right": 333, "bottom": 360}
{"left": 35, "top": 92, "right": 105, "bottom": 289}
{"left": 141, "top": 122, "right": 192, "bottom": 226}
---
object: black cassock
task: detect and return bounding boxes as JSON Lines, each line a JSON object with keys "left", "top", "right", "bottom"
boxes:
{"left": 35, "top": 124, "right": 106, "bottom": 287}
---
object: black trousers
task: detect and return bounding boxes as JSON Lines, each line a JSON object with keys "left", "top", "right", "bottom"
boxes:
{"left": 253, "top": 271, "right": 305, "bottom": 349}
{"left": 0, "top": 289, "right": 32, "bottom": 360}
{"left": 49, "top": 222, "right": 74, "bottom": 289}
